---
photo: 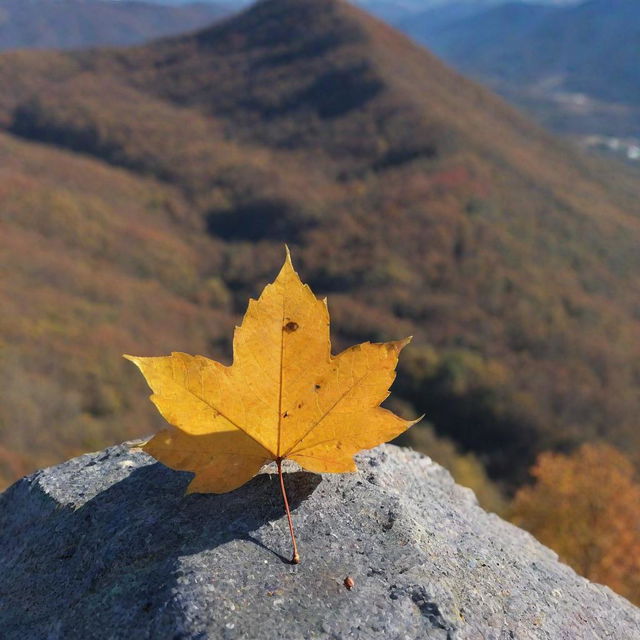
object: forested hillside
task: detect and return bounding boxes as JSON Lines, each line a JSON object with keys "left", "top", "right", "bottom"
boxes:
{"left": 1, "top": 0, "right": 640, "bottom": 489}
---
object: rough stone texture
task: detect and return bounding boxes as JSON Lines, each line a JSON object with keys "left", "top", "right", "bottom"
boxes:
{"left": 1, "top": 443, "right": 639, "bottom": 640}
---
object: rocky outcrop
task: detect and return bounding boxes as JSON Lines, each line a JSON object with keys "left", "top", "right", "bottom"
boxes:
{"left": 1, "top": 443, "right": 638, "bottom": 639}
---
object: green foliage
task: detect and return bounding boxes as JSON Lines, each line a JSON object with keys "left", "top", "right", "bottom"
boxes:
{"left": 396, "top": 346, "right": 543, "bottom": 483}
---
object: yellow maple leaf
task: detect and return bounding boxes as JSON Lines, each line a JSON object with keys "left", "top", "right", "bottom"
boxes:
{"left": 125, "top": 249, "right": 418, "bottom": 562}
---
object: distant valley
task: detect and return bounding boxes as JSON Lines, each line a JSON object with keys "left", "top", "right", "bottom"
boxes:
{"left": 394, "top": 0, "right": 640, "bottom": 163}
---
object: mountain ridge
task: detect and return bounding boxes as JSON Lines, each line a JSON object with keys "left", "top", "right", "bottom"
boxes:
{"left": 0, "top": 0, "right": 233, "bottom": 51}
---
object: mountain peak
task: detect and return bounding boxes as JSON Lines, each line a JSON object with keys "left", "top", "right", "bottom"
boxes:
{"left": 125, "top": 0, "right": 483, "bottom": 166}
{"left": 194, "top": 0, "right": 366, "bottom": 48}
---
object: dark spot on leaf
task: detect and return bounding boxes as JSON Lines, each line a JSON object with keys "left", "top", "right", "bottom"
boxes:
{"left": 315, "top": 384, "right": 321, "bottom": 390}
{"left": 283, "top": 411, "right": 289, "bottom": 418}
{"left": 284, "top": 321, "right": 299, "bottom": 333}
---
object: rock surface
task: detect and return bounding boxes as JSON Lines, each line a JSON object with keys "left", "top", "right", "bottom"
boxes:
{"left": 1, "top": 443, "right": 639, "bottom": 640}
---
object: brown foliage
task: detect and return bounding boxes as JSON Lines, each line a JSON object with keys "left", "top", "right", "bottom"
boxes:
{"left": 511, "top": 444, "right": 640, "bottom": 604}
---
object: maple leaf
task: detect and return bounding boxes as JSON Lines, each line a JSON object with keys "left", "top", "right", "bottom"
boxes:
{"left": 125, "top": 249, "right": 418, "bottom": 562}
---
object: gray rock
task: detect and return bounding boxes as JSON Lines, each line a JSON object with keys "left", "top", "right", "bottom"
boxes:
{"left": 1, "top": 443, "right": 638, "bottom": 640}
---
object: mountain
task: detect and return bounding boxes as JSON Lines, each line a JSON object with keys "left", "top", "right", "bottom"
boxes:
{"left": 399, "top": 0, "right": 640, "bottom": 155}
{"left": 352, "top": 0, "right": 500, "bottom": 23}
{"left": 1, "top": 0, "right": 640, "bottom": 489}
{"left": 346, "top": 1, "right": 581, "bottom": 24}
{"left": 0, "top": 0, "right": 234, "bottom": 51}
{"left": 398, "top": 2, "right": 558, "bottom": 46}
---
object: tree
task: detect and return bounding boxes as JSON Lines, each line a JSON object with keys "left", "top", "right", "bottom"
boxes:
{"left": 511, "top": 443, "right": 640, "bottom": 604}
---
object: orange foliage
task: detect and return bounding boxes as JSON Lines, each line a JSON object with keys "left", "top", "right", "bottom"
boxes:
{"left": 511, "top": 444, "right": 640, "bottom": 604}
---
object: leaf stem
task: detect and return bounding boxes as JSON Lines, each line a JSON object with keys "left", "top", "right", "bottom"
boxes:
{"left": 276, "top": 458, "right": 300, "bottom": 564}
